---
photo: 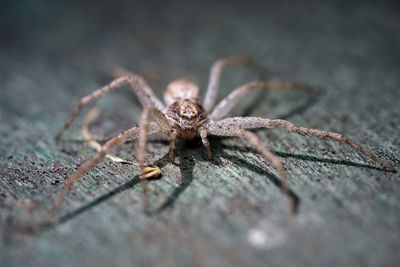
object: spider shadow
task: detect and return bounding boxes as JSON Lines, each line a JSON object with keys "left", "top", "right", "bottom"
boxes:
{"left": 218, "top": 149, "right": 300, "bottom": 212}
{"left": 54, "top": 142, "right": 217, "bottom": 223}
{"left": 148, "top": 143, "right": 225, "bottom": 215}
{"left": 148, "top": 138, "right": 299, "bottom": 215}
{"left": 144, "top": 133, "right": 390, "bottom": 217}
{"left": 220, "top": 143, "right": 389, "bottom": 172}
{"left": 51, "top": 152, "right": 172, "bottom": 226}
{"left": 242, "top": 87, "right": 321, "bottom": 119}
{"left": 50, "top": 145, "right": 214, "bottom": 224}
{"left": 148, "top": 155, "right": 195, "bottom": 215}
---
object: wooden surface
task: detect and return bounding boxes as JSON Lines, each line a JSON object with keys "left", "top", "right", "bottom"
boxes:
{"left": 1, "top": 1, "right": 399, "bottom": 266}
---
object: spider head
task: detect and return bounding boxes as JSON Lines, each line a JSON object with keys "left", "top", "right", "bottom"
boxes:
{"left": 164, "top": 79, "right": 201, "bottom": 106}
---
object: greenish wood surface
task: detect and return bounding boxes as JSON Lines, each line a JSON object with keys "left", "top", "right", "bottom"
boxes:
{"left": 1, "top": 1, "right": 399, "bottom": 266}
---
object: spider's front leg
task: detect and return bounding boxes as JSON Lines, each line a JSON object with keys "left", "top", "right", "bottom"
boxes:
{"left": 82, "top": 108, "right": 163, "bottom": 179}
{"left": 209, "top": 117, "right": 395, "bottom": 171}
{"left": 199, "top": 127, "right": 212, "bottom": 158}
{"left": 168, "top": 128, "right": 178, "bottom": 162}
{"left": 46, "top": 106, "right": 170, "bottom": 222}
{"left": 45, "top": 122, "right": 162, "bottom": 223}
{"left": 137, "top": 106, "right": 172, "bottom": 212}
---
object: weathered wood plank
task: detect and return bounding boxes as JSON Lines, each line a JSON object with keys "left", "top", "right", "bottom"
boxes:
{"left": 1, "top": 1, "right": 399, "bottom": 266}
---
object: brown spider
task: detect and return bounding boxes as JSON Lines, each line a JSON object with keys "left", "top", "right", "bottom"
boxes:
{"left": 49, "top": 56, "right": 394, "bottom": 220}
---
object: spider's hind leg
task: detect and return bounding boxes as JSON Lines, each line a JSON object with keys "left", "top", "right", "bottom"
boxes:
{"left": 203, "top": 56, "right": 265, "bottom": 112}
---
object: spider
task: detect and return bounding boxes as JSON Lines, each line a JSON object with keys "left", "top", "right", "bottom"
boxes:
{"left": 49, "top": 56, "right": 394, "bottom": 220}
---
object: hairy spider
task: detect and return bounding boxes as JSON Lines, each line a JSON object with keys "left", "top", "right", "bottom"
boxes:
{"left": 49, "top": 56, "right": 394, "bottom": 220}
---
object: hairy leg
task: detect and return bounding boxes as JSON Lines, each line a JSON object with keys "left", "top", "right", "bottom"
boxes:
{"left": 46, "top": 122, "right": 162, "bottom": 221}
{"left": 240, "top": 130, "right": 294, "bottom": 211}
{"left": 137, "top": 106, "right": 172, "bottom": 212}
{"left": 56, "top": 74, "right": 165, "bottom": 139}
{"left": 82, "top": 108, "right": 162, "bottom": 178}
{"left": 207, "top": 117, "right": 395, "bottom": 171}
{"left": 210, "top": 81, "right": 316, "bottom": 120}
{"left": 203, "top": 56, "right": 265, "bottom": 112}
{"left": 137, "top": 107, "right": 171, "bottom": 171}
{"left": 169, "top": 128, "right": 178, "bottom": 161}
{"left": 199, "top": 127, "right": 211, "bottom": 158}
{"left": 82, "top": 108, "right": 133, "bottom": 164}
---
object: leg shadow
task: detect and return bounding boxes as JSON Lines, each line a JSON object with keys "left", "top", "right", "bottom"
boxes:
{"left": 150, "top": 155, "right": 195, "bottom": 214}
{"left": 242, "top": 87, "right": 321, "bottom": 119}
{"left": 220, "top": 143, "right": 390, "bottom": 172}
{"left": 277, "top": 93, "right": 321, "bottom": 120}
{"left": 149, "top": 141, "right": 226, "bottom": 215}
{"left": 51, "top": 153, "right": 171, "bottom": 226}
{"left": 219, "top": 150, "right": 300, "bottom": 213}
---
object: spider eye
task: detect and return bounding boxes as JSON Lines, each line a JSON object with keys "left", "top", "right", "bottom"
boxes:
{"left": 179, "top": 101, "right": 199, "bottom": 119}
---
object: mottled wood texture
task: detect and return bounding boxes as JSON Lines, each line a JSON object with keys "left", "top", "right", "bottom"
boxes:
{"left": 1, "top": 0, "right": 399, "bottom": 266}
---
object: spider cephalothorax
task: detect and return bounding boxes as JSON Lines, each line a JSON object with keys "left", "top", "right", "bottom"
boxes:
{"left": 49, "top": 56, "right": 395, "bottom": 220}
{"left": 165, "top": 98, "right": 207, "bottom": 141}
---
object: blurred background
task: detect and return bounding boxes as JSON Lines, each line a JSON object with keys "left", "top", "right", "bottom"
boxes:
{"left": 1, "top": 0, "right": 399, "bottom": 266}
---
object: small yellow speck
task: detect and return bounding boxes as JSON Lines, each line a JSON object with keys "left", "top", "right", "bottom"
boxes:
{"left": 139, "top": 166, "right": 161, "bottom": 179}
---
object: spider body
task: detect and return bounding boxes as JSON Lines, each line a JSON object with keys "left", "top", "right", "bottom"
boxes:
{"left": 48, "top": 56, "right": 395, "bottom": 220}
{"left": 163, "top": 79, "right": 207, "bottom": 141}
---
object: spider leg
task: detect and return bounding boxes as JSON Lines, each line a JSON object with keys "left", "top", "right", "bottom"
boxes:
{"left": 207, "top": 117, "right": 395, "bottom": 171}
{"left": 169, "top": 128, "right": 178, "bottom": 162}
{"left": 137, "top": 106, "right": 172, "bottom": 212}
{"left": 82, "top": 108, "right": 133, "bottom": 164}
{"left": 203, "top": 56, "right": 265, "bottom": 112}
{"left": 210, "top": 81, "right": 316, "bottom": 120}
{"left": 45, "top": 122, "right": 162, "bottom": 222}
{"left": 199, "top": 127, "right": 211, "bottom": 158}
{"left": 56, "top": 74, "right": 165, "bottom": 139}
{"left": 203, "top": 124, "right": 294, "bottom": 212}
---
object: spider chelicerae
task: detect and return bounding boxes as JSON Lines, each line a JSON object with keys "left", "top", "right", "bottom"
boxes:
{"left": 49, "top": 56, "right": 394, "bottom": 220}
